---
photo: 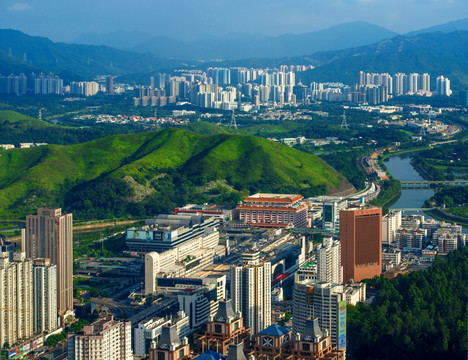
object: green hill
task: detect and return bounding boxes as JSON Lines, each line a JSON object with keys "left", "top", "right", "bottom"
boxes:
{"left": 0, "top": 110, "right": 146, "bottom": 146}
{"left": 0, "top": 128, "right": 354, "bottom": 219}
{"left": 0, "top": 110, "right": 56, "bottom": 128}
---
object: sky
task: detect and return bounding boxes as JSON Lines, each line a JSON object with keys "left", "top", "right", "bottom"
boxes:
{"left": 0, "top": 0, "right": 467, "bottom": 42}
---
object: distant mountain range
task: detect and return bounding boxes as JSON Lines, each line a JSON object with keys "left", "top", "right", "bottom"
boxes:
{"left": 0, "top": 20, "right": 467, "bottom": 89}
{"left": 74, "top": 22, "right": 397, "bottom": 60}
{"left": 296, "top": 30, "right": 468, "bottom": 89}
{"left": 0, "top": 29, "right": 184, "bottom": 79}
{"left": 72, "top": 19, "right": 468, "bottom": 60}
{"left": 407, "top": 18, "right": 468, "bottom": 36}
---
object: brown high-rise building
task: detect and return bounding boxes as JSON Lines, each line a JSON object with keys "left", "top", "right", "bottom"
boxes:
{"left": 339, "top": 206, "right": 382, "bottom": 283}
{"left": 25, "top": 208, "right": 73, "bottom": 319}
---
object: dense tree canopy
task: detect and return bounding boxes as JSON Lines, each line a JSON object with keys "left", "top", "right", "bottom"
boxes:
{"left": 347, "top": 247, "right": 468, "bottom": 360}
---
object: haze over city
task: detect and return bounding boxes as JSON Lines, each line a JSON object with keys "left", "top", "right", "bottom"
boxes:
{"left": 1, "top": 0, "right": 467, "bottom": 41}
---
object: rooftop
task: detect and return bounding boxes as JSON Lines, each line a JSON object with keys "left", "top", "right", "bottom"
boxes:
{"left": 258, "top": 324, "right": 290, "bottom": 336}
{"left": 244, "top": 193, "right": 303, "bottom": 203}
{"left": 194, "top": 350, "right": 226, "bottom": 360}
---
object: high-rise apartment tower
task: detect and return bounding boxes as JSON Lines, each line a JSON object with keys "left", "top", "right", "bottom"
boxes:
{"left": 25, "top": 208, "right": 73, "bottom": 319}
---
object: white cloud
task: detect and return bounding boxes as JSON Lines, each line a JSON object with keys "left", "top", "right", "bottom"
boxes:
{"left": 8, "top": 3, "right": 33, "bottom": 11}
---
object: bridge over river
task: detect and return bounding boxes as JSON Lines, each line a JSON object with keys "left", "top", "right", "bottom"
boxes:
{"left": 400, "top": 180, "right": 468, "bottom": 189}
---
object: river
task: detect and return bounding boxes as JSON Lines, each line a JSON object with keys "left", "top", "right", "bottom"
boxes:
{"left": 384, "top": 152, "right": 468, "bottom": 233}
{"left": 384, "top": 153, "right": 434, "bottom": 210}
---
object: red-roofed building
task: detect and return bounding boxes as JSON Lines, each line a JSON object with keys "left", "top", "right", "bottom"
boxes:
{"left": 237, "top": 193, "right": 308, "bottom": 228}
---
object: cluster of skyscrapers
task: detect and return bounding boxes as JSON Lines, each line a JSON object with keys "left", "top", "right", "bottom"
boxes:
{"left": 5, "top": 190, "right": 459, "bottom": 359}
{"left": 0, "top": 208, "right": 73, "bottom": 357}
{"left": 134, "top": 67, "right": 453, "bottom": 110}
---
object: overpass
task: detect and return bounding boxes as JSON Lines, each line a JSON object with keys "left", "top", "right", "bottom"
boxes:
{"left": 289, "top": 228, "right": 338, "bottom": 236}
{"left": 401, "top": 180, "right": 468, "bottom": 189}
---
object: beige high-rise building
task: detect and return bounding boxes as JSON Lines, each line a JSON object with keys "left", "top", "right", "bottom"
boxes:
{"left": 292, "top": 280, "right": 347, "bottom": 350}
{"left": 0, "top": 252, "right": 33, "bottom": 346}
{"left": 382, "top": 210, "right": 402, "bottom": 246}
{"left": 33, "top": 258, "right": 58, "bottom": 333}
{"left": 231, "top": 250, "right": 271, "bottom": 335}
{"left": 25, "top": 208, "right": 73, "bottom": 319}
{"left": 316, "top": 237, "right": 343, "bottom": 284}
{"left": 68, "top": 315, "right": 132, "bottom": 360}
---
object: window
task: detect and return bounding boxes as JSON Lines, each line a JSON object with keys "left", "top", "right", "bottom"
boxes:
{"left": 158, "top": 351, "right": 165, "bottom": 360}
{"left": 302, "top": 343, "right": 310, "bottom": 351}
{"left": 214, "top": 324, "right": 222, "bottom": 333}
{"left": 179, "top": 349, "right": 185, "bottom": 358}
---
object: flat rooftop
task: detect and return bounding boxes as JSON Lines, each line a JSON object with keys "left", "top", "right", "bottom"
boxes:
{"left": 244, "top": 193, "right": 303, "bottom": 202}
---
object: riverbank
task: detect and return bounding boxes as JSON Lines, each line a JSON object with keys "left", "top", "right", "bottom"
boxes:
{"left": 370, "top": 178, "right": 401, "bottom": 211}
{"left": 424, "top": 208, "right": 468, "bottom": 227}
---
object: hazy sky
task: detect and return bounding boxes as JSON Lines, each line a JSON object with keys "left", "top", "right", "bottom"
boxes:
{"left": 1, "top": 0, "right": 466, "bottom": 41}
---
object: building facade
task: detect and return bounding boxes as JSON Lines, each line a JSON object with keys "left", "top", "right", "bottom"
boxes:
{"left": 237, "top": 194, "right": 308, "bottom": 228}
{"left": 194, "top": 299, "right": 251, "bottom": 356}
{"left": 292, "top": 281, "right": 346, "bottom": 350}
{"left": 316, "top": 237, "right": 342, "bottom": 284}
{"left": 0, "top": 252, "right": 33, "bottom": 347}
{"left": 133, "top": 311, "right": 190, "bottom": 357}
{"left": 33, "top": 258, "right": 58, "bottom": 333}
{"left": 25, "top": 208, "right": 73, "bottom": 319}
{"left": 231, "top": 251, "right": 272, "bottom": 335}
{"left": 382, "top": 210, "right": 401, "bottom": 246}
{"left": 339, "top": 207, "right": 382, "bottom": 283}
{"left": 68, "top": 315, "right": 132, "bottom": 360}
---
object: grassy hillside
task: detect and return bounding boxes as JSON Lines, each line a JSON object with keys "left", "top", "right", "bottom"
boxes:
{"left": 0, "top": 110, "right": 147, "bottom": 146}
{"left": 0, "top": 110, "right": 56, "bottom": 128}
{"left": 0, "top": 128, "right": 353, "bottom": 219}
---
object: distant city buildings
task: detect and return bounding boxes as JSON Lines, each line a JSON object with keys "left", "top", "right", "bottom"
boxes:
{"left": 435, "top": 75, "right": 452, "bottom": 96}
{"left": 0, "top": 73, "right": 28, "bottom": 95}
{"left": 69, "top": 81, "right": 99, "bottom": 96}
{"left": 105, "top": 75, "right": 114, "bottom": 94}
{"left": 34, "top": 73, "right": 64, "bottom": 95}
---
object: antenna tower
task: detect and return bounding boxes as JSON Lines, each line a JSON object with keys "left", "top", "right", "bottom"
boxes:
{"left": 419, "top": 124, "right": 426, "bottom": 137}
{"left": 340, "top": 110, "right": 349, "bottom": 130}
{"left": 229, "top": 110, "right": 238, "bottom": 130}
